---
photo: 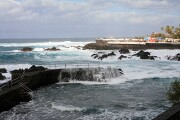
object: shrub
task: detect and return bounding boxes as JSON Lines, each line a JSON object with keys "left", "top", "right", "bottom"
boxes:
{"left": 167, "top": 80, "right": 180, "bottom": 104}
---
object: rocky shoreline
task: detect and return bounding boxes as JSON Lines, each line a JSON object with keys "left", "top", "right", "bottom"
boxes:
{"left": 90, "top": 49, "right": 180, "bottom": 61}
{"left": 83, "top": 42, "right": 180, "bottom": 50}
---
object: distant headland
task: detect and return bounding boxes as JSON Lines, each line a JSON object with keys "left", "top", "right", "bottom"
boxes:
{"left": 83, "top": 24, "right": 180, "bottom": 50}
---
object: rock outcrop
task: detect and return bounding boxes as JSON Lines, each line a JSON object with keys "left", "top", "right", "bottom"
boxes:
{"left": 83, "top": 42, "right": 180, "bottom": 50}
{"left": 0, "top": 73, "right": 6, "bottom": 80}
{"left": 91, "top": 52, "right": 116, "bottom": 60}
{"left": 118, "top": 55, "right": 127, "bottom": 60}
{"left": 45, "top": 47, "right": 60, "bottom": 51}
{"left": 107, "top": 52, "right": 116, "bottom": 56}
{"left": 21, "top": 47, "right": 33, "bottom": 52}
{"left": 83, "top": 43, "right": 118, "bottom": 50}
{"left": 0, "top": 68, "right": 7, "bottom": 73}
{"left": 132, "top": 50, "right": 155, "bottom": 60}
{"left": 28, "top": 65, "right": 46, "bottom": 72}
{"left": 119, "top": 49, "right": 130, "bottom": 54}
{"left": 167, "top": 53, "right": 180, "bottom": 61}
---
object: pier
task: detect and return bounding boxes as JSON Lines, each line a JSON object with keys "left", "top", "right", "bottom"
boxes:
{"left": 0, "top": 65, "right": 123, "bottom": 112}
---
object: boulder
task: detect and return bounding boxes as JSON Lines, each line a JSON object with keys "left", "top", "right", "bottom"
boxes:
{"left": 118, "top": 68, "right": 123, "bottom": 74}
{"left": 98, "top": 54, "right": 108, "bottom": 60}
{"left": 149, "top": 56, "right": 155, "bottom": 60}
{"left": 132, "top": 50, "right": 155, "bottom": 60}
{"left": 45, "top": 47, "right": 60, "bottom": 51}
{"left": 94, "top": 55, "right": 99, "bottom": 59}
{"left": 21, "top": 47, "right": 33, "bottom": 52}
{"left": 140, "top": 54, "right": 150, "bottom": 59}
{"left": 167, "top": 53, "right": 180, "bottom": 61}
{"left": 118, "top": 55, "right": 127, "bottom": 60}
{"left": 0, "top": 73, "right": 6, "bottom": 80}
{"left": 107, "top": 52, "right": 116, "bottom": 56}
{"left": 134, "top": 50, "right": 150, "bottom": 57}
{"left": 119, "top": 49, "right": 130, "bottom": 54}
{"left": 28, "top": 65, "right": 46, "bottom": 72}
{"left": 91, "top": 54, "right": 98, "bottom": 57}
{"left": 0, "top": 68, "right": 7, "bottom": 73}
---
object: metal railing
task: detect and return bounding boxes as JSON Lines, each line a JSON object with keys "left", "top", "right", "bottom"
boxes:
{"left": 0, "top": 71, "right": 33, "bottom": 95}
{"left": 36, "top": 63, "right": 101, "bottom": 69}
{"left": 19, "top": 82, "right": 32, "bottom": 93}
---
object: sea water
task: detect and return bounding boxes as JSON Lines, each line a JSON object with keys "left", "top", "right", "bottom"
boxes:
{"left": 0, "top": 38, "right": 179, "bottom": 120}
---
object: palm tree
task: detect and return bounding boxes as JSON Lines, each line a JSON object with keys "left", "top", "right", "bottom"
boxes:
{"left": 161, "top": 27, "right": 164, "bottom": 32}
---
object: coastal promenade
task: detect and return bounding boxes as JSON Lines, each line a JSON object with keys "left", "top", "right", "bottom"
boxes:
{"left": 83, "top": 39, "right": 180, "bottom": 50}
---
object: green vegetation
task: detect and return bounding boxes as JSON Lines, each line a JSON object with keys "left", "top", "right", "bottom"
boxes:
{"left": 150, "top": 32, "right": 165, "bottom": 38}
{"left": 161, "top": 24, "right": 180, "bottom": 39}
{"left": 135, "top": 36, "right": 145, "bottom": 39}
{"left": 167, "top": 80, "right": 180, "bottom": 104}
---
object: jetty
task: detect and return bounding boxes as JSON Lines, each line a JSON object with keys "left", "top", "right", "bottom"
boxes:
{"left": 0, "top": 65, "right": 123, "bottom": 112}
{"left": 83, "top": 38, "right": 180, "bottom": 50}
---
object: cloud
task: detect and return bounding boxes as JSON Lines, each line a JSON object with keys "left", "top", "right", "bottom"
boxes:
{"left": 0, "top": 0, "right": 179, "bottom": 38}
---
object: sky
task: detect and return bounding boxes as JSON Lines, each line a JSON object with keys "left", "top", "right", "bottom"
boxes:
{"left": 0, "top": 0, "right": 180, "bottom": 38}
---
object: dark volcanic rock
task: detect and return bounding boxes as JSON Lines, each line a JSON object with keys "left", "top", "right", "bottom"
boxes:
{"left": 107, "top": 52, "right": 116, "bottom": 56}
{"left": 118, "top": 55, "right": 127, "bottom": 60}
{"left": 28, "top": 65, "right": 46, "bottom": 72}
{"left": 0, "top": 68, "right": 7, "bottom": 73}
{"left": 119, "top": 49, "right": 130, "bottom": 54}
{"left": 92, "top": 52, "right": 116, "bottom": 60}
{"left": 94, "top": 55, "right": 99, "bottom": 59}
{"left": 167, "top": 53, "right": 180, "bottom": 61}
{"left": 21, "top": 47, "right": 33, "bottom": 52}
{"left": 60, "top": 71, "right": 71, "bottom": 82}
{"left": 91, "top": 54, "right": 99, "bottom": 59}
{"left": 0, "top": 86, "right": 31, "bottom": 112}
{"left": 174, "top": 53, "right": 180, "bottom": 61}
{"left": 98, "top": 54, "right": 108, "bottom": 60}
{"left": 45, "top": 47, "right": 60, "bottom": 51}
{"left": 118, "top": 68, "right": 123, "bottom": 74}
{"left": 83, "top": 43, "right": 103, "bottom": 50}
{"left": 134, "top": 50, "right": 150, "bottom": 57}
{"left": 140, "top": 54, "right": 150, "bottom": 59}
{"left": 91, "top": 54, "right": 97, "bottom": 57}
{"left": 83, "top": 43, "right": 118, "bottom": 50}
{"left": 133, "top": 50, "right": 155, "bottom": 60}
{"left": 11, "top": 65, "right": 46, "bottom": 79}
{"left": 149, "top": 56, "right": 155, "bottom": 60}
{"left": 0, "top": 73, "right": 6, "bottom": 80}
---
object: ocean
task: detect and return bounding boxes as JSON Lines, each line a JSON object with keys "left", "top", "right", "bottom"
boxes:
{"left": 0, "top": 38, "right": 179, "bottom": 120}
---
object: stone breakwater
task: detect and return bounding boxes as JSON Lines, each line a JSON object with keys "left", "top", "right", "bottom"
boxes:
{"left": 0, "top": 66, "right": 123, "bottom": 112}
{"left": 83, "top": 41, "right": 180, "bottom": 50}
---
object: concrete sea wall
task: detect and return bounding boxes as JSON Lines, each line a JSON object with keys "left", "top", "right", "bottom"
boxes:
{"left": 83, "top": 41, "right": 180, "bottom": 50}
{"left": 0, "top": 67, "right": 123, "bottom": 112}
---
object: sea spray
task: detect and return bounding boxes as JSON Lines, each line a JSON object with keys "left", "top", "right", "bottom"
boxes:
{"left": 58, "top": 67, "right": 123, "bottom": 82}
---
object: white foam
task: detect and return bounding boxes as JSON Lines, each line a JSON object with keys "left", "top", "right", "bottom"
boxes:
{"left": 33, "top": 48, "right": 44, "bottom": 52}
{"left": 0, "top": 64, "right": 31, "bottom": 72}
{"left": 52, "top": 103, "right": 84, "bottom": 112}
{"left": 0, "top": 41, "right": 92, "bottom": 47}
{"left": 0, "top": 64, "right": 32, "bottom": 84}
{"left": 57, "top": 80, "right": 108, "bottom": 85}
